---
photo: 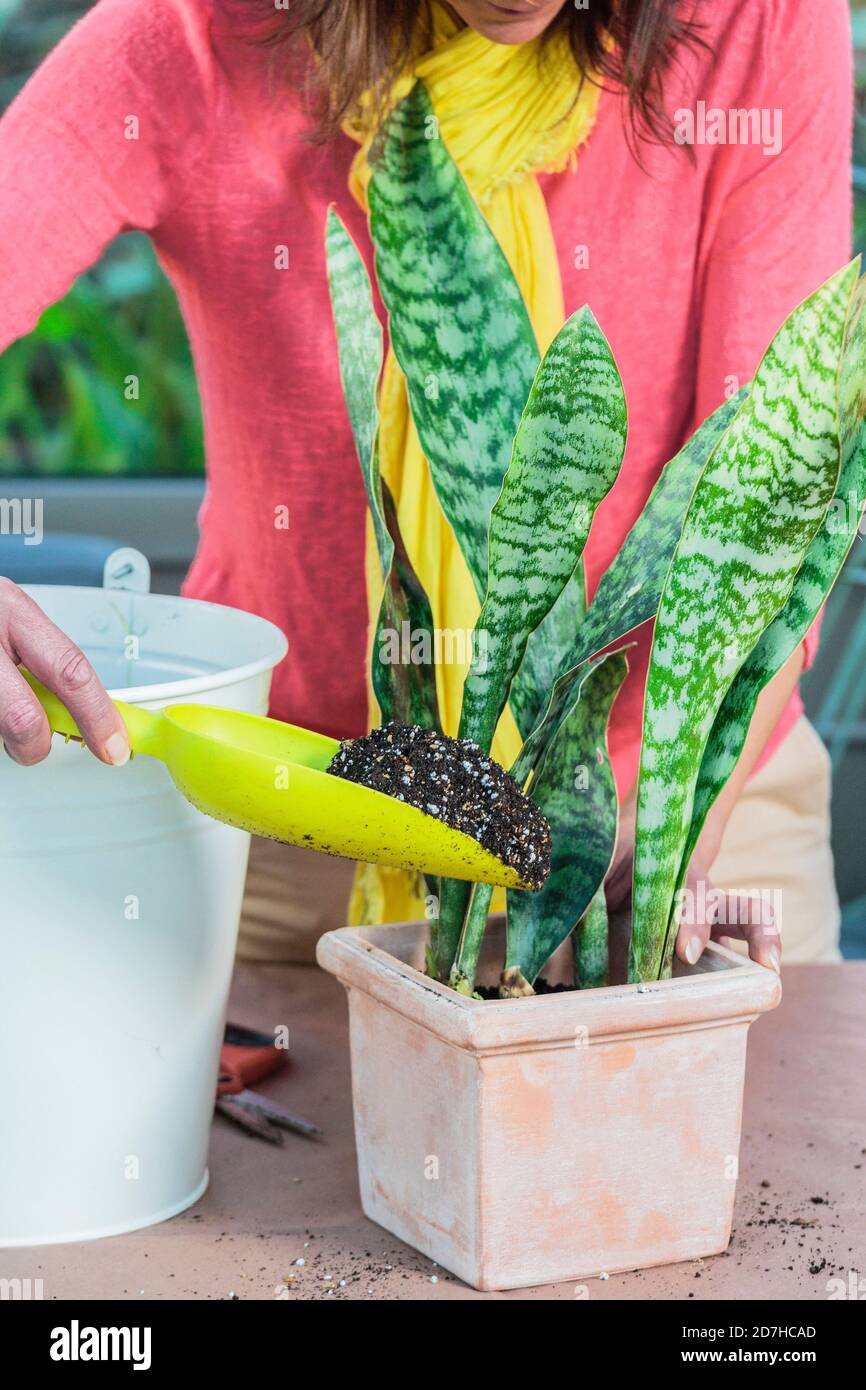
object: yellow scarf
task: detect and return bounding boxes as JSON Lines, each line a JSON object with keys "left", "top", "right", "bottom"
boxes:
{"left": 343, "top": 3, "right": 601, "bottom": 925}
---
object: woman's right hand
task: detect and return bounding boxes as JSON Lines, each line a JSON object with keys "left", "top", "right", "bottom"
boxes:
{"left": 0, "top": 577, "right": 130, "bottom": 767}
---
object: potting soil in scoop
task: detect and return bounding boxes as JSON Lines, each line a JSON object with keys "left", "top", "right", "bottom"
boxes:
{"left": 326, "top": 722, "right": 551, "bottom": 890}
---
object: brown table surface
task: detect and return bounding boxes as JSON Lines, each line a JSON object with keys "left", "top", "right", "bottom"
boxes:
{"left": 5, "top": 961, "right": 864, "bottom": 1301}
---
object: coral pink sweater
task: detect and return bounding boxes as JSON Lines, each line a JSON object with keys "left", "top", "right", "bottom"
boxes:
{"left": 0, "top": 0, "right": 853, "bottom": 796}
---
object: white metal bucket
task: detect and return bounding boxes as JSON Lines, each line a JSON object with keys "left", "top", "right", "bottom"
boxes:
{"left": 0, "top": 559, "right": 287, "bottom": 1245}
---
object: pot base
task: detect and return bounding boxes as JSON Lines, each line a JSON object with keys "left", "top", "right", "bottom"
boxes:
{"left": 318, "top": 918, "right": 781, "bottom": 1292}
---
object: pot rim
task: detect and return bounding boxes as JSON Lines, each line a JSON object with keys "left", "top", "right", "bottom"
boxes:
{"left": 317, "top": 916, "right": 782, "bottom": 1055}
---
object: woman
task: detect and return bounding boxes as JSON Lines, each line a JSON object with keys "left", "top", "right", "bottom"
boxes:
{"left": 0, "top": 0, "right": 852, "bottom": 971}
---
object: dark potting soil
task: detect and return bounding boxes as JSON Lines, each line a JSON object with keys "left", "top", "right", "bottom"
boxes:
{"left": 326, "top": 721, "right": 551, "bottom": 890}
{"left": 474, "top": 977, "right": 575, "bottom": 1000}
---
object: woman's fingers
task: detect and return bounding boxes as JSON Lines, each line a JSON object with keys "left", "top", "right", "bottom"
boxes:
{"left": 0, "top": 651, "right": 53, "bottom": 765}
{"left": 711, "top": 896, "right": 782, "bottom": 973}
{"left": 674, "top": 865, "right": 782, "bottom": 974}
{"left": 674, "top": 891, "right": 712, "bottom": 968}
{"left": 673, "top": 863, "right": 714, "bottom": 967}
{"left": 0, "top": 579, "right": 129, "bottom": 766}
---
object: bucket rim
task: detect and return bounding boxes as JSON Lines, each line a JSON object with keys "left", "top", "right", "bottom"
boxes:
{"left": 22, "top": 584, "right": 288, "bottom": 706}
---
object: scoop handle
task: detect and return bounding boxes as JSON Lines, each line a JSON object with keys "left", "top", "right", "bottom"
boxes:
{"left": 21, "top": 671, "right": 165, "bottom": 759}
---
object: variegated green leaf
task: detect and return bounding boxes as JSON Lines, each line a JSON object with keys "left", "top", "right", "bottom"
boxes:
{"left": 325, "top": 209, "right": 390, "bottom": 573}
{"left": 449, "top": 880, "right": 494, "bottom": 994}
{"left": 511, "top": 389, "right": 749, "bottom": 783}
{"left": 510, "top": 567, "right": 587, "bottom": 738}
{"left": 574, "top": 887, "right": 610, "bottom": 989}
{"left": 368, "top": 81, "right": 540, "bottom": 596}
{"left": 326, "top": 209, "right": 440, "bottom": 731}
{"left": 666, "top": 269, "right": 866, "bottom": 971}
{"left": 503, "top": 651, "right": 628, "bottom": 991}
{"left": 459, "top": 309, "right": 626, "bottom": 753}
{"left": 368, "top": 79, "right": 593, "bottom": 740}
{"left": 578, "top": 389, "right": 750, "bottom": 663}
{"left": 630, "top": 260, "right": 859, "bottom": 982}
{"left": 375, "top": 481, "right": 442, "bottom": 730}
{"left": 433, "top": 864, "right": 474, "bottom": 980}
{"left": 460, "top": 381, "right": 744, "bottom": 985}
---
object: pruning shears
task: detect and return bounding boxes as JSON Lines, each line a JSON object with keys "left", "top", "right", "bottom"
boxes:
{"left": 216, "top": 1023, "right": 320, "bottom": 1144}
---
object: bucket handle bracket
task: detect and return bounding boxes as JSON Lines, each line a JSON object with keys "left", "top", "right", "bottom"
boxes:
{"left": 103, "top": 547, "right": 151, "bottom": 595}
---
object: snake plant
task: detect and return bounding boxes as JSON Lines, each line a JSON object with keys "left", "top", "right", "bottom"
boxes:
{"left": 326, "top": 79, "right": 866, "bottom": 996}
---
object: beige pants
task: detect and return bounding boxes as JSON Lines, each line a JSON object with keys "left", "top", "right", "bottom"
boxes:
{"left": 235, "top": 717, "right": 841, "bottom": 965}
{"left": 709, "top": 717, "right": 840, "bottom": 963}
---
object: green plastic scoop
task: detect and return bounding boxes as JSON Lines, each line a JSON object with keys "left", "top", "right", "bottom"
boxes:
{"left": 26, "top": 674, "right": 525, "bottom": 888}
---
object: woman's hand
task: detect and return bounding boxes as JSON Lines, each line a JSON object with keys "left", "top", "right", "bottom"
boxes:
{"left": 0, "top": 577, "right": 129, "bottom": 767}
{"left": 604, "top": 791, "right": 781, "bottom": 978}
{"left": 676, "top": 814, "right": 781, "bottom": 974}
{"left": 604, "top": 649, "right": 803, "bottom": 978}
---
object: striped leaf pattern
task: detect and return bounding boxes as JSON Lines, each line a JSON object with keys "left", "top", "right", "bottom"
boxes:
{"left": 630, "top": 261, "right": 859, "bottom": 982}
{"left": 503, "top": 651, "right": 628, "bottom": 991}
{"left": 669, "top": 269, "right": 866, "bottom": 960}
{"left": 325, "top": 209, "right": 391, "bottom": 573}
{"left": 376, "top": 480, "right": 442, "bottom": 730}
{"left": 325, "top": 210, "right": 440, "bottom": 731}
{"left": 459, "top": 309, "right": 627, "bottom": 753}
{"left": 511, "top": 390, "right": 748, "bottom": 784}
{"left": 510, "top": 566, "right": 587, "bottom": 738}
{"left": 577, "top": 390, "right": 750, "bottom": 662}
{"left": 368, "top": 81, "right": 540, "bottom": 595}
{"left": 369, "top": 84, "right": 605, "bottom": 979}
{"left": 368, "top": 80, "right": 594, "bottom": 753}
{"left": 575, "top": 888, "right": 610, "bottom": 990}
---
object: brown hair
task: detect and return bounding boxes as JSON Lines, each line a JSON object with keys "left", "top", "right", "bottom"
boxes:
{"left": 251, "top": 1, "right": 705, "bottom": 152}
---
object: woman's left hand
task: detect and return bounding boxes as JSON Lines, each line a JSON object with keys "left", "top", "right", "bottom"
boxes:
{"left": 675, "top": 815, "right": 781, "bottom": 974}
{"left": 604, "top": 800, "right": 782, "bottom": 977}
{"left": 608, "top": 647, "right": 805, "bottom": 976}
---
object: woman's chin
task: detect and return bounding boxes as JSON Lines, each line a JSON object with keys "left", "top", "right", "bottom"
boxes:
{"left": 455, "top": 1, "right": 560, "bottom": 46}
{"left": 472, "top": 20, "right": 552, "bottom": 44}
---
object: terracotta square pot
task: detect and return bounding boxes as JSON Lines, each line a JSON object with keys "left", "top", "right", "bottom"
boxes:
{"left": 317, "top": 917, "right": 781, "bottom": 1292}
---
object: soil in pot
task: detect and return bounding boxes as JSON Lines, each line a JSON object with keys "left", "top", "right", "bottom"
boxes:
{"left": 326, "top": 721, "right": 551, "bottom": 889}
{"left": 475, "top": 977, "right": 574, "bottom": 999}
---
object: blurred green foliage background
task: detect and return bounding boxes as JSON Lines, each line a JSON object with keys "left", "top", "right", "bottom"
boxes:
{"left": 1, "top": 0, "right": 865, "bottom": 479}
{"left": 0, "top": 0, "right": 203, "bottom": 478}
